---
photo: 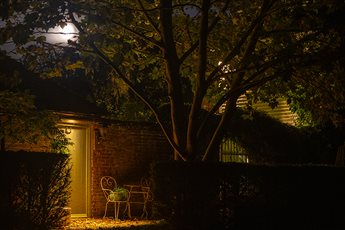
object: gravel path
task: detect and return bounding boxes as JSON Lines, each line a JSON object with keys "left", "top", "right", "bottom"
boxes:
{"left": 65, "top": 218, "right": 167, "bottom": 229}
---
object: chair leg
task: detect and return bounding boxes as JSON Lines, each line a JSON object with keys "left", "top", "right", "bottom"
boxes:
{"left": 115, "top": 202, "right": 121, "bottom": 220}
{"left": 103, "top": 202, "right": 109, "bottom": 218}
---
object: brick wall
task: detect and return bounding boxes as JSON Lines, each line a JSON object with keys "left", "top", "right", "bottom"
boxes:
{"left": 3, "top": 119, "right": 172, "bottom": 218}
{"left": 91, "top": 122, "right": 172, "bottom": 217}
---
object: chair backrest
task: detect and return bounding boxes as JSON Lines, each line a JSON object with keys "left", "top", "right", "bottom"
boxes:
{"left": 100, "top": 176, "right": 117, "bottom": 200}
{"left": 140, "top": 176, "right": 151, "bottom": 187}
{"left": 140, "top": 177, "right": 153, "bottom": 201}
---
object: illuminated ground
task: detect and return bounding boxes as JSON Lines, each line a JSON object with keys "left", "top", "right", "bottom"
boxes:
{"left": 66, "top": 218, "right": 169, "bottom": 229}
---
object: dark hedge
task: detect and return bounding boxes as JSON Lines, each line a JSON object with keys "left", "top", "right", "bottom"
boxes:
{"left": 151, "top": 161, "right": 345, "bottom": 230}
{"left": 225, "top": 110, "right": 345, "bottom": 164}
{"left": 0, "top": 151, "right": 71, "bottom": 230}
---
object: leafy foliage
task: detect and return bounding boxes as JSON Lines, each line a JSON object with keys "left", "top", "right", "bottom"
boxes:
{"left": 50, "top": 129, "right": 73, "bottom": 154}
{"left": 0, "top": 54, "right": 70, "bottom": 152}
{"left": 0, "top": 90, "right": 60, "bottom": 144}
{"left": 225, "top": 109, "right": 344, "bottom": 164}
{"left": 1, "top": 0, "right": 344, "bottom": 160}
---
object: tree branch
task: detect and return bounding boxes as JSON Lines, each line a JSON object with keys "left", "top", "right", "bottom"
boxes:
{"left": 89, "top": 41, "right": 186, "bottom": 161}
{"left": 179, "top": 0, "right": 230, "bottom": 64}
{"left": 68, "top": 0, "right": 162, "bottom": 49}
{"left": 206, "top": 0, "right": 276, "bottom": 86}
{"left": 201, "top": 71, "right": 280, "bottom": 161}
{"left": 110, "top": 19, "right": 162, "bottom": 49}
{"left": 202, "top": 92, "right": 238, "bottom": 161}
{"left": 69, "top": 11, "right": 186, "bottom": 161}
{"left": 137, "top": 0, "right": 161, "bottom": 35}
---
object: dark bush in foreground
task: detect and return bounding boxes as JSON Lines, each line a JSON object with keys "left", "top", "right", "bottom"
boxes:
{"left": 0, "top": 151, "right": 71, "bottom": 230}
{"left": 151, "top": 161, "right": 345, "bottom": 230}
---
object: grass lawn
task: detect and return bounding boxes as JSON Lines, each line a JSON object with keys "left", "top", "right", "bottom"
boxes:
{"left": 65, "top": 218, "right": 170, "bottom": 230}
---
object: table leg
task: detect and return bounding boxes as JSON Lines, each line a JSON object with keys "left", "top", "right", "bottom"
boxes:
{"left": 141, "top": 201, "right": 148, "bottom": 219}
{"left": 127, "top": 201, "right": 132, "bottom": 218}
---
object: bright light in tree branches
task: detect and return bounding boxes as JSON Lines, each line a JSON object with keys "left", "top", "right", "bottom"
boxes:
{"left": 46, "top": 23, "right": 78, "bottom": 44}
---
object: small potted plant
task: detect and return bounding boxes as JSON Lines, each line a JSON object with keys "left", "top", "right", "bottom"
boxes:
{"left": 109, "top": 187, "right": 129, "bottom": 201}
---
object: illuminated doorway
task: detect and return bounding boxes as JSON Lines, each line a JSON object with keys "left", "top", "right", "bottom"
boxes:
{"left": 61, "top": 124, "right": 90, "bottom": 217}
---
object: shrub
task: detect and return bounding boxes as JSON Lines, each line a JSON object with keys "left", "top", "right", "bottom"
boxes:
{"left": 0, "top": 151, "right": 71, "bottom": 230}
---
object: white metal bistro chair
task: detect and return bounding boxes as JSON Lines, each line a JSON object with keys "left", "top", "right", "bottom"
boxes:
{"left": 100, "top": 176, "right": 129, "bottom": 220}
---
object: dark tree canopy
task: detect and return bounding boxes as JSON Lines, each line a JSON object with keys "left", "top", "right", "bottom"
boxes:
{"left": 1, "top": 0, "right": 344, "bottom": 161}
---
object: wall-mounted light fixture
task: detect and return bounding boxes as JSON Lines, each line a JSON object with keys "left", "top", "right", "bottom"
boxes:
{"left": 65, "top": 127, "right": 72, "bottom": 134}
{"left": 95, "top": 126, "right": 107, "bottom": 144}
{"left": 59, "top": 126, "right": 72, "bottom": 134}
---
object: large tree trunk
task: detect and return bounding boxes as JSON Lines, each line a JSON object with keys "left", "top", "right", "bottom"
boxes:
{"left": 160, "top": 0, "right": 187, "bottom": 160}
{"left": 186, "top": 0, "right": 210, "bottom": 160}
